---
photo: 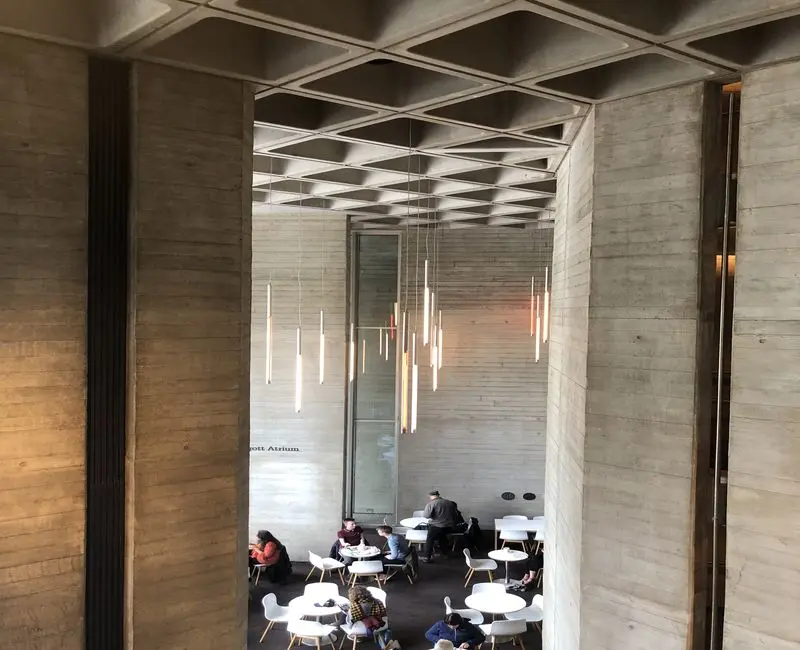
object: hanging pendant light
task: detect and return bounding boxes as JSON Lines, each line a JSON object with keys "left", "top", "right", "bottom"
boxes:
{"left": 265, "top": 283, "right": 273, "bottom": 384}
{"left": 429, "top": 291, "right": 437, "bottom": 366}
{"left": 319, "top": 310, "right": 325, "bottom": 384}
{"left": 379, "top": 327, "right": 383, "bottom": 357}
{"left": 432, "top": 321, "right": 439, "bottom": 391}
{"left": 348, "top": 322, "right": 355, "bottom": 383}
{"left": 410, "top": 331, "right": 418, "bottom": 433}
{"left": 530, "top": 276, "right": 535, "bottom": 337}
{"left": 295, "top": 327, "right": 302, "bottom": 413}
{"left": 535, "top": 295, "right": 541, "bottom": 363}
{"left": 543, "top": 267, "right": 550, "bottom": 343}
{"left": 423, "top": 260, "right": 430, "bottom": 345}
{"left": 362, "top": 338, "right": 366, "bottom": 374}
{"left": 400, "top": 312, "right": 409, "bottom": 433}
{"left": 391, "top": 302, "right": 398, "bottom": 341}
{"left": 384, "top": 329, "right": 389, "bottom": 362}
{"left": 437, "top": 310, "right": 443, "bottom": 370}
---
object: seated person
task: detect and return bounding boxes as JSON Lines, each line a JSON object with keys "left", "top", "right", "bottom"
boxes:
{"left": 249, "top": 530, "right": 291, "bottom": 584}
{"left": 518, "top": 550, "right": 544, "bottom": 590}
{"left": 377, "top": 525, "right": 409, "bottom": 565}
{"left": 343, "top": 586, "right": 398, "bottom": 650}
{"left": 425, "top": 613, "right": 485, "bottom": 650}
{"left": 329, "top": 518, "right": 366, "bottom": 565}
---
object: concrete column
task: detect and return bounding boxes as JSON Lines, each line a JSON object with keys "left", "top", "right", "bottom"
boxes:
{"left": 546, "top": 83, "right": 711, "bottom": 650}
{"left": 126, "top": 62, "right": 252, "bottom": 649}
{"left": 0, "top": 34, "right": 87, "bottom": 649}
{"left": 725, "top": 61, "right": 800, "bottom": 650}
{"left": 250, "top": 211, "right": 347, "bottom": 559}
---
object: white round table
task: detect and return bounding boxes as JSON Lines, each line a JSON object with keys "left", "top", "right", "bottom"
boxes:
{"left": 340, "top": 545, "right": 381, "bottom": 559}
{"left": 400, "top": 517, "right": 428, "bottom": 528}
{"left": 464, "top": 593, "right": 526, "bottom": 616}
{"left": 488, "top": 548, "right": 528, "bottom": 585}
{"left": 289, "top": 595, "right": 349, "bottom": 619}
{"left": 288, "top": 596, "right": 347, "bottom": 646}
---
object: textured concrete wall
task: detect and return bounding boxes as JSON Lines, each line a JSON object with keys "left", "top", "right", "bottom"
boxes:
{"left": 0, "top": 34, "right": 87, "bottom": 650}
{"left": 725, "top": 62, "right": 800, "bottom": 650}
{"left": 250, "top": 211, "right": 347, "bottom": 559}
{"left": 544, "top": 110, "right": 594, "bottom": 650}
{"left": 127, "top": 62, "right": 251, "bottom": 650}
{"left": 398, "top": 227, "right": 552, "bottom": 523}
{"left": 580, "top": 83, "right": 706, "bottom": 650}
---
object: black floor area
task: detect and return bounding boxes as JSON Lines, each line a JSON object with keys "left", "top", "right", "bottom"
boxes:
{"left": 248, "top": 553, "right": 543, "bottom": 650}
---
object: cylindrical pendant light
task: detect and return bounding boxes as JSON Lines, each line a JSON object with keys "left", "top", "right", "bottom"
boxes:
{"left": 348, "top": 322, "right": 355, "bottom": 383}
{"left": 391, "top": 302, "right": 398, "bottom": 340}
{"left": 543, "top": 267, "right": 550, "bottom": 343}
{"left": 266, "top": 283, "right": 273, "bottom": 384}
{"left": 530, "top": 276, "right": 535, "bottom": 336}
{"left": 319, "top": 310, "right": 325, "bottom": 384}
{"left": 432, "top": 325, "right": 439, "bottom": 392}
{"left": 295, "top": 327, "right": 302, "bottom": 413}
{"left": 423, "top": 260, "right": 430, "bottom": 345}
{"left": 400, "top": 312, "right": 409, "bottom": 433}
{"left": 384, "top": 329, "right": 389, "bottom": 362}
{"left": 410, "top": 332, "right": 418, "bottom": 433}
{"left": 379, "top": 327, "right": 383, "bottom": 356}
{"left": 535, "top": 295, "right": 541, "bottom": 363}
{"left": 429, "top": 291, "right": 436, "bottom": 366}
{"left": 362, "top": 339, "right": 366, "bottom": 374}
{"left": 437, "top": 310, "right": 443, "bottom": 370}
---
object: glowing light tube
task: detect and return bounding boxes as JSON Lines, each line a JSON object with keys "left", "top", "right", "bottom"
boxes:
{"left": 530, "top": 277, "right": 535, "bottom": 336}
{"left": 423, "top": 260, "right": 430, "bottom": 345}
{"left": 295, "top": 327, "right": 302, "bottom": 413}
{"left": 535, "top": 295, "right": 541, "bottom": 363}
{"left": 411, "top": 332, "right": 418, "bottom": 433}
{"left": 319, "top": 310, "right": 325, "bottom": 385}
{"left": 265, "top": 283, "right": 273, "bottom": 384}
{"left": 348, "top": 323, "right": 355, "bottom": 383}
{"left": 400, "top": 313, "right": 408, "bottom": 433}
{"left": 429, "top": 292, "right": 436, "bottom": 366}
{"left": 362, "top": 339, "right": 366, "bottom": 374}
{"left": 437, "top": 310, "right": 443, "bottom": 370}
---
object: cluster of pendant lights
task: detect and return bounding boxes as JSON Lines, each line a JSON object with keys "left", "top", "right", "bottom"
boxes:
{"left": 263, "top": 170, "right": 550, "bottom": 420}
{"left": 530, "top": 267, "right": 551, "bottom": 363}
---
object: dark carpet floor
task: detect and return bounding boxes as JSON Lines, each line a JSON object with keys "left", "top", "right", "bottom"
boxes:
{"left": 247, "top": 550, "right": 543, "bottom": 650}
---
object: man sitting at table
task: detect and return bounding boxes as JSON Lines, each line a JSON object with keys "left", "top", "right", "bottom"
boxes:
{"left": 422, "top": 490, "right": 458, "bottom": 562}
{"left": 425, "top": 613, "right": 485, "bottom": 649}
{"left": 329, "top": 518, "right": 366, "bottom": 565}
{"left": 377, "top": 525, "right": 409, "bottom": 563}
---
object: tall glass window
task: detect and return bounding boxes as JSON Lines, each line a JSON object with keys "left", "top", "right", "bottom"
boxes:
{"left": 347, "top": 233, "right": 399, "bottom": 524}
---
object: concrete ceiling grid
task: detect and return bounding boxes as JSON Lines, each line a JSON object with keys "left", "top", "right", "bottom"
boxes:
{"left": 6, "top": 0, "right": 800, "bottom": 227}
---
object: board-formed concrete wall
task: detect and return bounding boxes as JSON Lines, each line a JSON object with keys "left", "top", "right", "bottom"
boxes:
{"left": 724, "top": 61, "right": 800, "bottom": 650}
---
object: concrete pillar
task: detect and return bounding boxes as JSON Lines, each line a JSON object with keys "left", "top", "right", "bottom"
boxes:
{"left": 546, "top": 83, "right": 711, "bottom": 650}
{"left": 0, "top": 34, "right": 87, "bottom": 650}
{"left": 125, "top": 63, "right": 252, "bottom": 649}
{"left": 724, "top": 61, "right": 800, "bottom": 650}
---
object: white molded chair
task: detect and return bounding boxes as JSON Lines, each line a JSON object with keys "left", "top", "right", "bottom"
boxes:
{"left": 412, "top": 510, "right": 426, "bottom": 518}
{"left": 287, "top": 619, "right": 337, "bottom": 650}
{"left": 443, "top": 595, "right": 484, "bottom": 625}
{"left": 348, "top": 560, "right": 384, "bottom": 587}
{"left": 499, "top": 515, "right": 529, "bottom": 552}
{"left": 303, "top": 582, "right": 340, "bottom": 601}
{"left": 339, "top": 616, "right": 389, "bottom": 650}
{"left": 478, "top": 619, "right": 528, "bottom": 650}
{"left": 463, "top": 549, "right": 497, "bottom": 587}
{"left": 306, "top": 551, "right": 346, "bottom": 584}
{"left": 471, "top": 582, "right": 507, "bottom": 597}
{"left": 406, "top": 528, "right": 428, "bottom": 550}
{"left": 367, "top": 586, "right": 388, "bottom": 605}
{"left": 260, "top": 593, "right": 297, "bottom": 642}
{"left": 505, "top": 594, "right": 543, "bottom": 632}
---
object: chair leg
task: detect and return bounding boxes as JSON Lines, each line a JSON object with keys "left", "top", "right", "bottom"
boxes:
{"left": 535, "top": 622, "right": 542, "bottom": 634}
{"left": 488, "top": 571, "right": 494, "bottom": 583}
{"left": 287, "top": 634, "right": 297, "bottom": 650}
{"left": 338, "top": 635, "right": 347, "bottom": 650}
{"left": 517, "top": 635, "right": 526, "bottom": 650}
{"left": 316, "top": 638, "right": 322, "bottom": 650}
{"left": 259, "top": 620, "right": 275, "bottom": 643}
{"left": 537, "top": 570, "right": 543, "bottom": 589}
{"left": 319, "top": 569, "right": 326, "bottom": 582}
{"left": 305, "top": 566, "right": 316, "bottom": 582}
{"left": 255, "top": 568, "right": 261, "bottom": 586}
{"left": 464, "top": 568, "right": 475, "bottom": 588}
{"left": 352, "top": 636, "right": 358, "bottom": 650}
{"left": 338, "top": 569, "right": 345, "bottom": 585}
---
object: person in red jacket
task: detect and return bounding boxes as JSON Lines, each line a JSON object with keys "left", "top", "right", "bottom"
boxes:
{"left": 250, "top": 530, "right": 281, "bottom": 567}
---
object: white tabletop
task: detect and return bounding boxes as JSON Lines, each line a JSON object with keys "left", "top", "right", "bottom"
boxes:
{"left": 489, "top": 549, "right": 528, "bottom": 563}
{"left": 399, "top": 517, "right": 428, "bottom": 528}
{"left": 494, "top": 518, "right": 545, "bottom": 532}
{"left": 340, "top": 545, "right": 381, "bottom": 558}
{"left": 289, "top": 595, "right": 349, "bottom": 618}
{"left": 464, "top": 593, "right": 526, "bottom": 615}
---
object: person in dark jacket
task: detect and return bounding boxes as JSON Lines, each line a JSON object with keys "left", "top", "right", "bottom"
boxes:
{"left": 422, "top": 490, "right": 459, "bottom": 562}
{"left": 425, "top": 613, "right": 485, "bottom": 649}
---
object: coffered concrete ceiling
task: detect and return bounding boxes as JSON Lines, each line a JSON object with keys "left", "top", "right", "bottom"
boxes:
{"left": 6, "top": 0, "right": 800, "bottom": 228}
